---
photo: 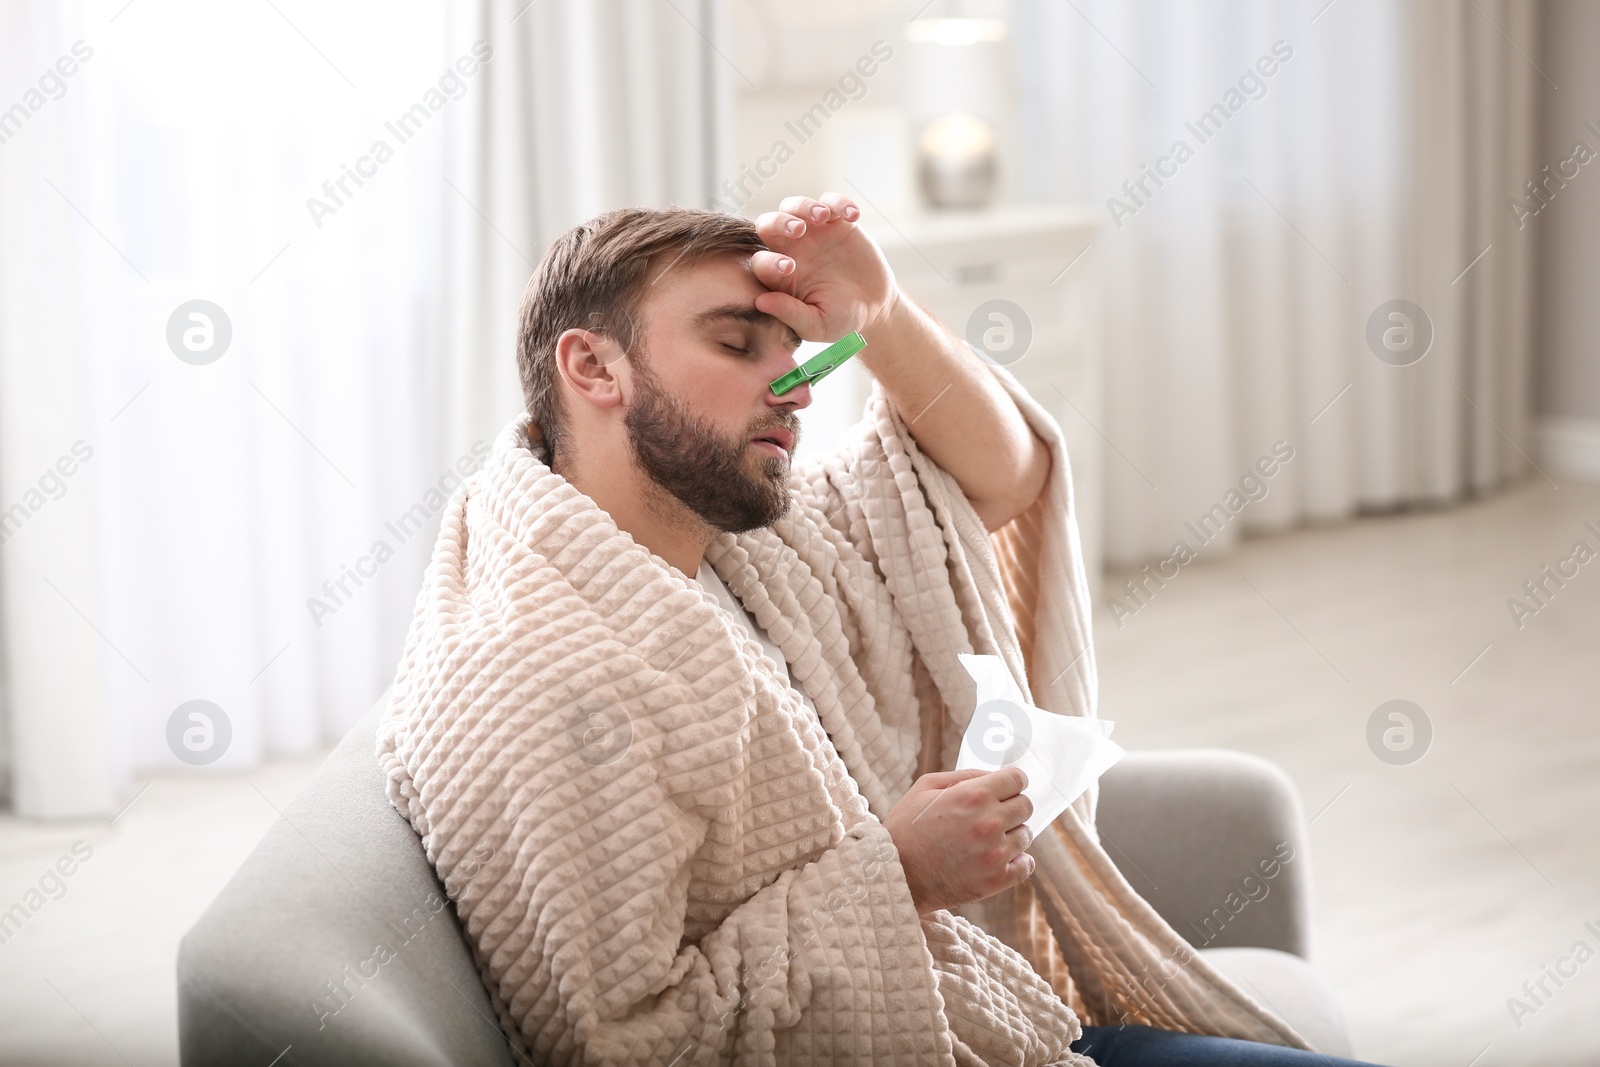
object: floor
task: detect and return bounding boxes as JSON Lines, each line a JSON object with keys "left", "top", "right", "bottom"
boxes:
{"left": 1095, "top": 480, "right": 1600, "bottom": 1067}
{"left": 0, "top": 480, "right": 1595, "bottom": 1065}
{"left": 0, "top": 749, "right": 331, "bottom": 1066}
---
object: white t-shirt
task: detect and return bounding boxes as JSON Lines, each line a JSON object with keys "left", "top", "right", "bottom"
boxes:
{"left": 695, "top": 559, "right": 820, "bottom": 721}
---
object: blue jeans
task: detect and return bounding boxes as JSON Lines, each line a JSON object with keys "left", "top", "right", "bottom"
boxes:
{"left": 1070, "top": 1026, "right": 1386, "bottom": 1066}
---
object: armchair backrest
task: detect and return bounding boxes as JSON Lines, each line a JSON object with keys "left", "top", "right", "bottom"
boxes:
{"left": 177, "top": 696, "right": 520, "bottom": 1067}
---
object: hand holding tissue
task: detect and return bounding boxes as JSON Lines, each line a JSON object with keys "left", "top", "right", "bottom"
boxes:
{"left": 955, "top": 653, "right": 1126, "bottom": 838}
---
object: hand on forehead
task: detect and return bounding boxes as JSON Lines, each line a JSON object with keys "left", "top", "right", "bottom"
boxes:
{"left": 746, "top": 192, "right": 894, "bottom": 348}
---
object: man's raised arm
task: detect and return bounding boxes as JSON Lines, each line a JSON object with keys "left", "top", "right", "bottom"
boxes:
{"left": 750, "top": 192, "right": 1051, "bottom": 533}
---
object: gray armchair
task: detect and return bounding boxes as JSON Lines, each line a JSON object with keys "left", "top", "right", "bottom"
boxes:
{"left": 177, "top": 695, "right": 1352, "bottom": 1065}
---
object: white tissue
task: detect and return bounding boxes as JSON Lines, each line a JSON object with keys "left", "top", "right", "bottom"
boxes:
{"left": 954, "top": 653, "right": 1126, "bottom": 838}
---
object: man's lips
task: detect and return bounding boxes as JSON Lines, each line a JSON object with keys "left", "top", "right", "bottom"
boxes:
{"left": 750, "top": 426, "right": 795, "bottom": 455}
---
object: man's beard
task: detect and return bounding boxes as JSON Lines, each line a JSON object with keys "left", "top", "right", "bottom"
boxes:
{"left": 623, "top": 356, "right": 799, "bottom": 535}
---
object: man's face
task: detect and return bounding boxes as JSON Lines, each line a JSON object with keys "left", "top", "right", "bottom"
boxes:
{"left": 620, "top": 253, "right": 810, "bottom": 535}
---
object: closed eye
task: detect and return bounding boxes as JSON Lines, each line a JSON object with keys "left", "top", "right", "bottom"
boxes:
{"left": 721, "top": 343, "right": 752, "bottom": 356}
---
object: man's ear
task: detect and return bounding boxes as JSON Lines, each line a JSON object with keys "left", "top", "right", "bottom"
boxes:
{"left": 554, "top": 327, "right": 628, "bottom": 411}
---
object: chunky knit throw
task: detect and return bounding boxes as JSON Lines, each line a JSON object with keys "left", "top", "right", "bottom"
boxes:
{"left": 376, "top": 364, "right": 1312, "bottom": 1064}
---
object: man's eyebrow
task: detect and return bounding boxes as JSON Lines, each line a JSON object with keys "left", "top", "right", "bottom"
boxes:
{"left": 691, "top": 303, "right": 802, "bottom": 348}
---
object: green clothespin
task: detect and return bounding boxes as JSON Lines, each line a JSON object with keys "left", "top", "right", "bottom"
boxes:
{"left": 770, "top": 331, "right": 867, "bottom": 396}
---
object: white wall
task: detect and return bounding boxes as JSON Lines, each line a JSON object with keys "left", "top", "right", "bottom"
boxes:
{"left": 1535, "top": 0, "right": 1600, "bottom": 482}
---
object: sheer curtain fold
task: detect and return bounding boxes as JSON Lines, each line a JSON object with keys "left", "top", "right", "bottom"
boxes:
{"left": 0, "top": 1, "right": 115, "bottom": 818}
{"left": 1014, "top": 0, "right": 1540, "bottom": 567}
{"left": 438, "top": 0, "right": 720, "bottom": 458}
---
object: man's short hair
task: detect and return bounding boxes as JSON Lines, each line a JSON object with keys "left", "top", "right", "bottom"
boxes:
{"left": 516, "top": 206, "right": 767, "bottom": 465}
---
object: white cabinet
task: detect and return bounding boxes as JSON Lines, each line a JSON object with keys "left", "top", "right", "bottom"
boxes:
{"left": 862, "top": 205, "right": 1104, "bottom": 598}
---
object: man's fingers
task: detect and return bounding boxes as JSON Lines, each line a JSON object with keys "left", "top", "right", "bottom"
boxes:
{"left": 754, "top": 210, "right": 807, "bottom": 248}
{"left": 1004, "top": 846, "right": 1036, "bottom": 883}
{"left": 970, "top": 765, "right": 1028, "bottom": 799}
{"left": 818, "top": 191, "right": 861, "bottom": 222}
{"left": 915, "top": 767, "right": 1027, "bottom": 801}
{"left": 915, "top": 767, "right": 991, "bottom": 791}
{"left": 999, "top": 793, "right": 1033, "bottom": 831}
{"left": 748, "top": 249, "right": 798, "bottom": 286}
{"left": 902, "top": 770, "right": 986, "bottom": 828}
{"left": 750, "top": 288, "right": 822, "bottom": 346}
{"left": 778, "top": 194, "right": 832, "bottom": 223}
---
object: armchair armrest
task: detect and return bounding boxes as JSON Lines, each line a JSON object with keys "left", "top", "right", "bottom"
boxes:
{"left": 1093, "top": 749, "right": 1314, "bottom": 959}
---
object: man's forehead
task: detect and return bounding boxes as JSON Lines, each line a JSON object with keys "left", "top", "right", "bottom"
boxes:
{"left": 637, "top": 251, "right": 801, "bottom": 347}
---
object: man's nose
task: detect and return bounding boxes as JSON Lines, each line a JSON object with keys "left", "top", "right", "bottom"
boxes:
{"left": 767, "top": 357, "right": 813, "bottom": 408}
{"left": 769, "top": 380, "right": 812, "bottom": 408}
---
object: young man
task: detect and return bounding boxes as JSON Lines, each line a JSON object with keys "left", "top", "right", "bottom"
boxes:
{"left": 377, "top": 194, "right": 1376, "bottom": 1065}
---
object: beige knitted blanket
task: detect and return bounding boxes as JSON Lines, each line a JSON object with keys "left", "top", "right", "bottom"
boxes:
{"left": 376, "top": 364, "right": 1311, "bottom": 1064}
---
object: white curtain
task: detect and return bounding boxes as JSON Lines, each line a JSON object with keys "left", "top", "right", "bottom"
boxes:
{"left": 437, "top": 0, "right": 726, "bottom": 460}
{"left": 1011, "top": 0, "right": 1540, "bottom": 567}
{"left": 0, "top": 3, "right": 113, "bottom": 818}
{"left": 0, "top": 0, "right": 720, "bottom": 817}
